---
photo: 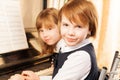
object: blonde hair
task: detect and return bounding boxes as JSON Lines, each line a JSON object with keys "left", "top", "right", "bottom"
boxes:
{"left": 36, "top": 8, "right": 58, "bottom": 55}
{"left": 58, "top": 0, "right": 98, "bottom": 38}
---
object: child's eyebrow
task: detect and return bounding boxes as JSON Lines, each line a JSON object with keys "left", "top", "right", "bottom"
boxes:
{"left": 62, "top": 22, "right": 67, "bottom": 24}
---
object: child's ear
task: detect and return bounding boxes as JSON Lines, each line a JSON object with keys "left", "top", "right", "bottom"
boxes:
{"left": 87, "top": 31, "right": 91, "bottom": 38}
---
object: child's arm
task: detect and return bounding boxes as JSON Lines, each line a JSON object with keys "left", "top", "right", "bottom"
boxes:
{"left": 35, "top": 66, "right": 53, "bottom": 76}
{"left": 21, "top": 66, "right": 53, "bottom": 80}
{"left": 8, "top": 74, "right": 25, "bottom": 80}
{"left": 21, "top": 71, "right": 40, "bottom": 80}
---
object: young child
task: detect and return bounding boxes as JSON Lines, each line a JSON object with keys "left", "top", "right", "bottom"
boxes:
{"left": 36, "top": 8, "right": 60, "bottom": 55}
{"left": 52, "top": 0, "right": 99, "bottom": 80}
{"left": 8, "top": 8, "right": 60, "bottom": 80}
{"left": 8, "top": 0, "right": 99, "bottom": 80}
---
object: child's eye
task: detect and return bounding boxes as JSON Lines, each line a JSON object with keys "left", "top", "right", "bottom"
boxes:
{"left": 48, "top": 27, "right": 53, "bottom": 30}
{"left": 39, "top": 29, "right": 43, "bottom": 32}
{"left": 63, "top": 23, "right": 69, "bottom": 27}
{"left": 76, "top": 25, "right": 82, "bottom": 28}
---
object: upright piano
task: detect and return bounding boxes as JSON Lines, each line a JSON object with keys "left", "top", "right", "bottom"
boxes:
{"left": 0, "top": 31, "right": 52, "bottom": 80}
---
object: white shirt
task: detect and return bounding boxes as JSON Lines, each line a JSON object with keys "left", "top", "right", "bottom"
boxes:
{"left": 40, "top": 39, "right": 91, "bottom": 80}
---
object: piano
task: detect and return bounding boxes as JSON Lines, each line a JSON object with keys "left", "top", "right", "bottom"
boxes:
{"left": 0, "top": 31, "right": 52, "bottom": 80}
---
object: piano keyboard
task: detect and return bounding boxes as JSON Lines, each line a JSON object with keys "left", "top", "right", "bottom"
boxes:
{"left": 35, "top": 66, "right": 53, "bottom": 76}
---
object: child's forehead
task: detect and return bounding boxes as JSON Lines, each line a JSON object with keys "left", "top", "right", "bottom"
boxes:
{"left": 40, "top": 23, "right": 55, "bottom": 29}
{"left": 40, "top": 19, "right": 56, "bottom": 27}
{"left": 62, "top": 14, "right": 88, "bottom": 27}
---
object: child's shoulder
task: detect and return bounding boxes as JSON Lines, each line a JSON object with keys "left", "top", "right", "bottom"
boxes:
{"left": 55, "top": 39, "right": 65, "bottom": 52}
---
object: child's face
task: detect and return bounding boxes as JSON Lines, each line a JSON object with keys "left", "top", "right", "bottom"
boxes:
{"left": 39, "top": 25, "right": 60, "bottom": 45}
{"left": 60, "top": 15, "right": 90, "bottom": 46}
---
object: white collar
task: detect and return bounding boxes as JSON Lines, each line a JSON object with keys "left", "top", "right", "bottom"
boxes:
{"left": 59, "top": 39, "right": 90, "bottom": 53}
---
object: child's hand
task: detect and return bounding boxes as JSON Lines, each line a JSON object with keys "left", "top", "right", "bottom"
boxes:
{"left": 8, "top": 74, "right": 25, "bottom": 80}
{"left": 21, "top": 70, "right": 40, "bottom": 80}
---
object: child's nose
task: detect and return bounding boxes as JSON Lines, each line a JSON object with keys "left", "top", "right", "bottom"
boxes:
{"left": 68, "top": 28, "right": 75, "bottom": 36}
